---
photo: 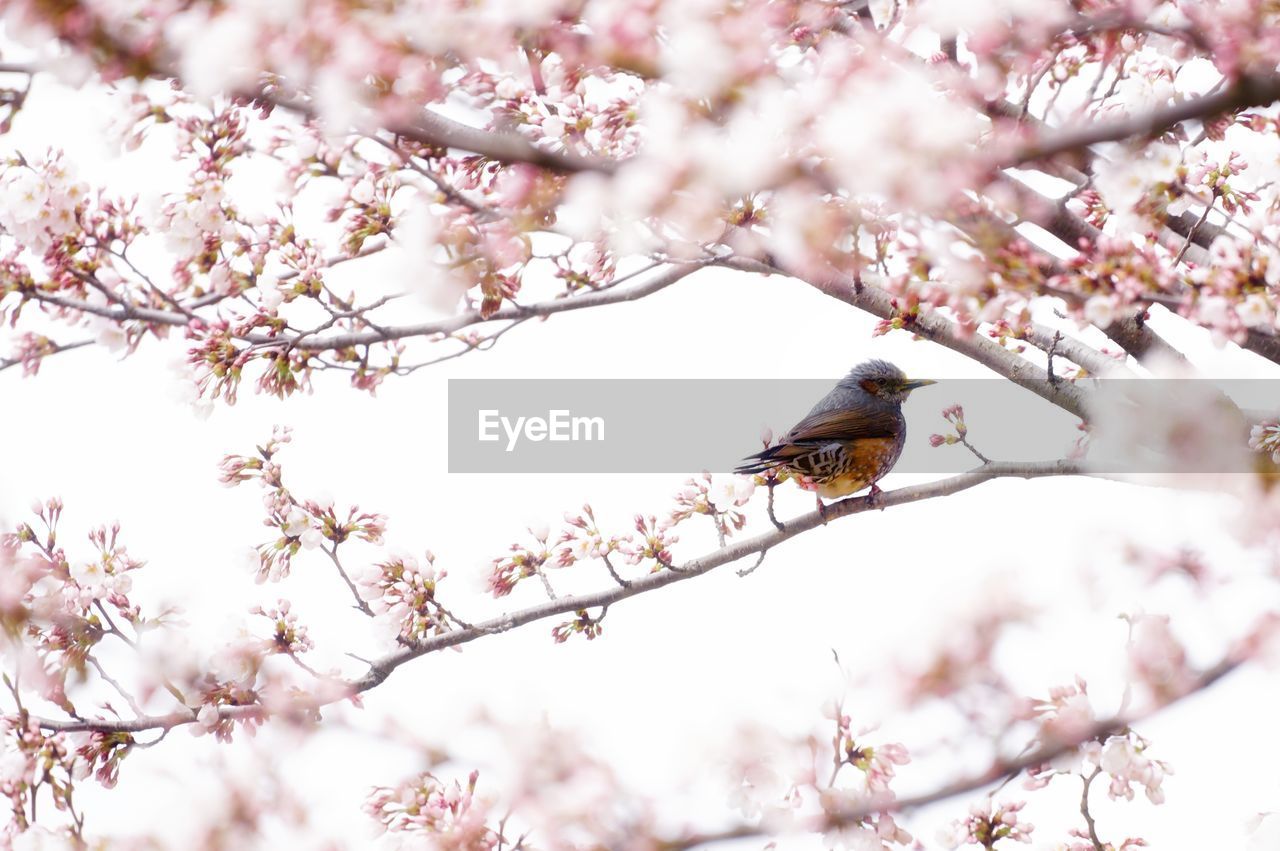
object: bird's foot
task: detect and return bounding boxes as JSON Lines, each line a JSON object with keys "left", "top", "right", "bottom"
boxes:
{"left": 816, "top": 494, "right": 829, "bottom": 524}
{"left": 866, "top": 483, "right": 884, "bottom": 510}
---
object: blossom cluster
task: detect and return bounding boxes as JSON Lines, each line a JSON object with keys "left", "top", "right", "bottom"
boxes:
{"left": 555, "top": 505, "right": 629, "bottom": 569}
{"left": 487, "top": 525, "right": 554, "bottom": 598}
{"left": 357, "top": 552, "right": 455, "bottom": 643}
{"left": 1098, "top": 733, "right": 1173, "bottom": 805}
{"left": 1, "top": 716, "right": 80, "bottom": 838}
{"left": 669, "top": 472, "right": 755, "bottom": 535}
{"left": 939, "top": 798, "right": 1034, "bottom": 849}
{"left": 218, "top": 426, "right": 386, "bottom": 582}
{"left": 488, "top": 479, "right": 759, "bottom": 600}
{"left": 2, "top": 499, "right": 148, "bottom": 716}
{"left": 1250, "top": 420, "right": 1280, "bottom": 464}
{"left": 249, "top": 599, "right": 314, "bottom": 658}
{"left": 0, "top": 154, "right": 90, "bottom": 255}
{"left": 1023, "top": 679, "right": 1173, "bottom": 808}
{"left": 820, "top": 708, "right": 914, "bottom": 849}
{"left": 930, "top": 404, "right": 970, "bottom": 449}
{"left": 365, "top": 770, "right": 498, "bottom": 848}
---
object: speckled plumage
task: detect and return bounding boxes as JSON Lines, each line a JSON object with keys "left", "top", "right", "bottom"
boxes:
{"left": 736, "top": 360, "right": 932, "bottom": 499}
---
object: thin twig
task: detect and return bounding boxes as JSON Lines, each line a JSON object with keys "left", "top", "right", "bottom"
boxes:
{"left": 601, "top": 554, "right": 630, "bottom": 588}
{"left": 1081, "top": 766, "right": 1105, "bottom": 850}
{"left": 736, "top": 549, "right": 768, "bottom": 578}
{"left": 86, "top": 655, "right": 143, "bottom": 717}
{"left": 322, "top": 544, "right": 375, "bottom": 617}
{"left": 1174, "top": 201, "right": 1214, "bottom": 267}
{"left": 956, "top": 434, "right": 993, "bottom": 465}
{"left": 765, "top": 478, "right": 785, "bottom": 532}
{"left": 535, "top": 568, "right": 558, "bottom": 600}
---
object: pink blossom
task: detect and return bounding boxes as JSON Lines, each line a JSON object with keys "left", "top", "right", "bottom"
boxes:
{"left": 1099, "top": 734, "right": 1173, "bottom": 805}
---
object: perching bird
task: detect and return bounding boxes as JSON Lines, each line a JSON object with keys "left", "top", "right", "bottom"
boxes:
{"left": 736, "top": 360, "right": 934, "bottom": 511}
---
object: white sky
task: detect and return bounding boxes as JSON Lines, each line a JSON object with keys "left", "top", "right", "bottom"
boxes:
{"left": 3, "top": 68, "right": 1280, "bottom": 850}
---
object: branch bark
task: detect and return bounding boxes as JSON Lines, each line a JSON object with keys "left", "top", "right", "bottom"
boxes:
{"left": 261, "top": 260, "right": 705, "bottom": 351}
{"left": 1011, "top": 73, "right": 1280, "bottom": 165}
{"left": 670, "top": 655, "right": 1241, "bottom": 851}
{"left": 719, "top": 256, "right": 1091, "bottom": 419}
{"left": 383, "top": 108, "right": 617, "bottom": 175}
{"left": 0, "top": 338, "right": 93, "bottom": 374}
{"left": 263, "top": 91, "right": 615, "bottom": 176}
{"left": 22, "top": 459, "right": 1083, "bottom": 734}
{"left": 13, "top": 262, "right": 702, "bottom": 352}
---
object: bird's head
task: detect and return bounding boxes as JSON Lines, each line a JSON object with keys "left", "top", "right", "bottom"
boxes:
{"left": 841, "top": 359, "right": 936, "bottom": 404}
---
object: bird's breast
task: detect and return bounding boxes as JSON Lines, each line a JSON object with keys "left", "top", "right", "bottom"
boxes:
{"left": 812, "top": 436, "right": 903, "bottom": 498}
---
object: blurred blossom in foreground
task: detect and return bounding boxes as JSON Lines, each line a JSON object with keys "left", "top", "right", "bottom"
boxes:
{"left": 1086, "top": 358, "right": 1254, "bottom": 489}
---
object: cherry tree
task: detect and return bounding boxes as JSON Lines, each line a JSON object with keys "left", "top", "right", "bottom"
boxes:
{"left": 3, "top": 0, "right": 1280, "bottom": 848}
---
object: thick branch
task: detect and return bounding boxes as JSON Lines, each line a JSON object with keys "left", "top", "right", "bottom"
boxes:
{"left": 720, "top": 256, "right": 1090, "bottom": 419}
{"left": 383, "top": 109, "right": 616, "bottom": 175}
{"left": 15, "top": 262, "right": 701, "bottom": 353}
{"left": 254, "top": 260, "right": 704, "bottom": 351}
{"left": 945, "top": 194, "right": 1184, "bottom": 368}
{"left": 990, "top": 172, "right": 1280, "bottom": 367}
{"left": 1012, "top": 73, "right": 1280, "bottom": 165}
{"left": 672, "top": 655, "right": 1240, "bottom": 850}
{"left": 22, "top": 460, "right": 1083, "bottom": 734}
{"left": 1102, "top": 313, "right": 1188, "bottom": 364}
{"left": 1022, "top": 321, "right": 1129, "bottom": 377}
{"left": 13, "top": 52, "right": 1280, "bottom": 374}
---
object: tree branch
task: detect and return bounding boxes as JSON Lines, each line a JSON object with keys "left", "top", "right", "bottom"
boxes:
{"left": 252, "top": 260, "right": 705, "bottom": 351}
{"left": 0, "top": 338, "right": 94, "bottom": 374}
{"left": 382, "top": 109, "right": 616, "bottom": 175}
{"left": 670, "top": 655, "right": 1241, "bottom": 851}
{"left": 944, "top": 192, "right": 1185, "bottom": 368}
{"left": 1011, "top": 73, "right": 1280, "bottom": 165}
{"left": 21, "top": 460, "right": 1083, "bottom": 734}
{"left": 991, "top": 171, "right": 1280, "bottom": 367}
{"left": 14, "top": 262, "right": 702, "bottom": 354}
{"left": 1081, "top": 766, "right": 1105, "bottom": 850}
{"left": 260, "top": 90, "right": 616, "bottom": 176}
{"left": 718, "top": 256, "right": 1091, "bottom": 419}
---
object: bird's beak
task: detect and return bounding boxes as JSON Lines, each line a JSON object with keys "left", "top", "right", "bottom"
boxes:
{"left": 903, "top": 379, "right": 936, "bottom": 391}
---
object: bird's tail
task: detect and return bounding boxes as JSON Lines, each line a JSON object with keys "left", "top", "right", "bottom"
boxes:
{"left": 734, "top": 446, "right": 785, "bottom": 476}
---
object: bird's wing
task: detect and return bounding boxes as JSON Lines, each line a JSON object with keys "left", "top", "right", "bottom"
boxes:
{"left": 735, "top": 406, "right": 902, "bottom": 475}
{"left": 781, "top": 406, "right": 901, "bottom": 445}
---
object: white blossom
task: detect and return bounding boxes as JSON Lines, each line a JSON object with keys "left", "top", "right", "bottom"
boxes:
{"left": 350, "top": 178, "right": 376, "bottom": 205}
{"left": 195, "top": 703, "right": 220, "bottom": 733}
{"left": 1083, "top": 295, "right": 1118, "bottom": 329}
{"left": 1238, "top": 293, "right": 1274, "bottom": 329}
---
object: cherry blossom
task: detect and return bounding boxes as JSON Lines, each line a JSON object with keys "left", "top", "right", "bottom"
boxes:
{"left": 940, "top": 798, "right": 1034, "bottom": 849}
{"left": 5, "top": 0, "right": 1280, "bottom": 848}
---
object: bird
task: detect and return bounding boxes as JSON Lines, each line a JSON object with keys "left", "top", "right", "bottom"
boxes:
{"left": 735, "top": 360, "right": 935, "bottom": 518}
